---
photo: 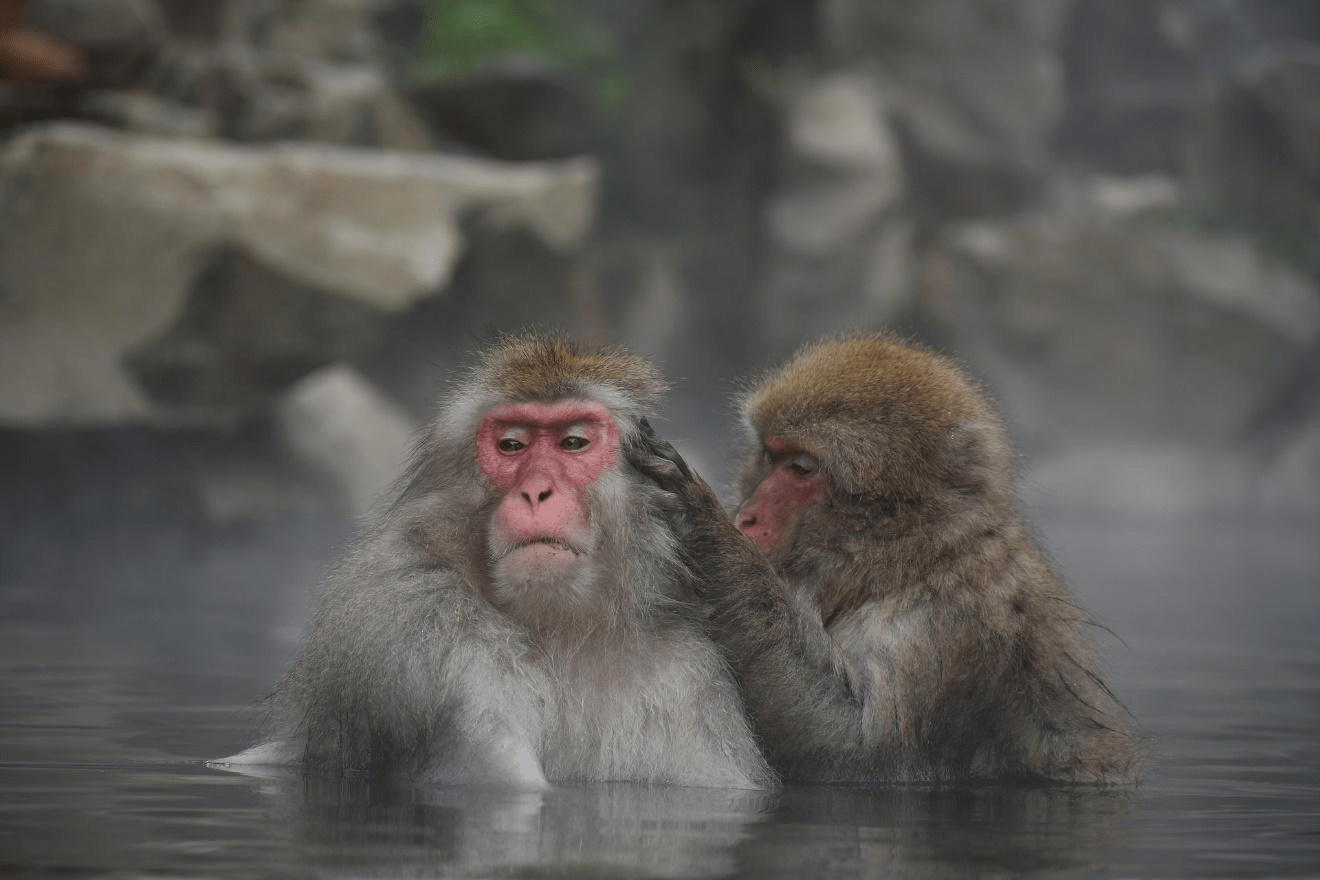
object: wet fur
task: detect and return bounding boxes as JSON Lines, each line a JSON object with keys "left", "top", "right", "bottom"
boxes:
{"left": 244, "top": 333, "right": 773, "bottom": 788}
{"left": 642, "top": 333, "right": 1141, "bottom": 784}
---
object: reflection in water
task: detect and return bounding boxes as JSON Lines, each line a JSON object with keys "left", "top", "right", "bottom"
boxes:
{"left": 284, "top": 778, "right": 774, "bottom": 878}
{"left": 735, "top": 785, "right": 1132, "bottom": 878}
{"left": 0, "top": 515, "right": 1318, "bottom": 876}
{"left": 721, "top": 785, "right": 1130, "bottom": 879}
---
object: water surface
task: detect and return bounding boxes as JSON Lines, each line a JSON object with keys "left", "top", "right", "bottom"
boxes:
{"left": 2, "top": 514, "right": 1317, "bottom": 877}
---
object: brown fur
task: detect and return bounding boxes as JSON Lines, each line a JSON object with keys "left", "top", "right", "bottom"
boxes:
{"left": 481, "top": 333, "right": 668, "bottom": 409}
{"left": 636, "top": 332, "right": 1142, "bottom": 784}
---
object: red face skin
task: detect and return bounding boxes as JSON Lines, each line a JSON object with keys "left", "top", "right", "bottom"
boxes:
{"left": 736, "top": 436, "right": 826, "bottom": 552}
{"left": 475, "top": 401, "right": 619, "bottom": 568}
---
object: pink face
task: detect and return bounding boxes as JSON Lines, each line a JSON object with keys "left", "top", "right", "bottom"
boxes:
{"left": 736, "top": 436, "right": 826, "bottom": 552}
{"left": 476, "top": 400, "right": 619, "bottom": 568}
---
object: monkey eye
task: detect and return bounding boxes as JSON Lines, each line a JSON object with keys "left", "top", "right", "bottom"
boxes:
{"left": 560, "top": 435, "right": 590, "bottom": 451}
{"left": 786, "top": 453, "right": 819, "bottom": 476}
{"left": 497, "top": 437, "right": 526, "bottom": 454}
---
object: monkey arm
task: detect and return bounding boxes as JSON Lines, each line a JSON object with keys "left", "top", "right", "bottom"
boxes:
{"left": 629, "top": 431, "right": 876, "bottom": 775}
{"left": 269, "top": 529, "right": 549, "bottom": 787}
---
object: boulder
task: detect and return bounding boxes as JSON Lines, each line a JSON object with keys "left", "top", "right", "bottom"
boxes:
{"left": 124, "top": 247, "right": 391, "bottom": 420}
{"left": 1186, "top": 47, "right": 1320, "bottom": 274}
{"left": 824, "top": 0, "right": 1072, "bottom": 219}
{"left": 275, "top": 364, "right": 418, "bottom": 515}
{"left": 409, "top": 57, "right": 600, "bottom": 160}
{"left": 932, "top": 208, "right": 1320, "bottom": 454}
{"left": 1052, "top": 0, "right": 1198, "bottom": 173}
{"left": 0, "top": 122, "right": 599, "bottom": 426}
{"left": 20, "top": 0, "right": 163, "bottom": 86}
{"left": 760, "top": 72, "right": 913, "bottom": 355}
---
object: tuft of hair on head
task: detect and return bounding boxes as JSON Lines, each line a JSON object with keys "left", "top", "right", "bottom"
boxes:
{"left": 434, "top": 331, "right": 669, "bottom": 451}
{"left": 741, "top": 332, "right": 1012, "bottom": 498}
{"left": 480, "top": 331, "right": 668, "bottom": 411}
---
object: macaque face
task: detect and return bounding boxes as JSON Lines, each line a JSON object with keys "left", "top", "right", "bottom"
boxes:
{"left": 736, "top": 436, "right": 826, "bottom": 553}
{"left": 476, "top": 400, "right": 620, "bottom": 587}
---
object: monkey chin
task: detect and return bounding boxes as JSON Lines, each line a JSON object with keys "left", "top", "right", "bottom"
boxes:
{"left": 496, "top": 539, "right": 585, "bottom": 577}
{"left": 487, "top": 539, "right": 596, "bottom": 620}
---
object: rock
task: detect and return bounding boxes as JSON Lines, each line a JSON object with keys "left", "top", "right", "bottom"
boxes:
{"left": 152, "top": 0, "right": 229, "bottom": 42}
{"left": 579, "top": 236, "right": 690, "bottom": 364}
{"left": 409, "top": 57, "right": 601, "bottom": 160}
{"left": 131, "top": 0, "right": 433, "bottom": 150}
{"left": 760, "top": 219, "right": 915, "bottom": 356}
{"left": 203, "top": 55, "right": 437, "bottom": 150}
{"left": 21, "top": 0, "right": 164, "bottom": 86}
{"left": 932, "top": 209, "right": 1320, "bottom": 455}
{"left": 0, "top": 122, "right": 599, "bottom": 426}
{"left": 0, "top": 81, "right": 81, "bottom": 131}
{"left": 1186, "top": 48, "right": 1320, "bottom": 269}
{"left": 76, "top": 90, "right": 217, "bottom": 137}
{"left": 824, "top": 0, "right": 1071, "bottom": 219}
{"left": 760, "top": 72, "right": 913, "bottom": 354}
{"left": 1159, "top": 233, "right": 1320, "bottom": 344}
{"left": 768, "top": 73, "right": 903, "bottom": 256}
{"left": 782, "top": 72, "right": 899, "bottom": 175}
{"left": 767, "top": 176, "right": 902, "bottom": 258}
{"left": 297, "top": 62, "right": 436, "bottom": 150}
{"left": 1053, "top": 0, "right": 1198, "bottom": 173}
{"left": 124, "top": 247, "right": 391, "bottom": 420}
{"left": 275, "top": 364, "right": 418, "bottom": 515}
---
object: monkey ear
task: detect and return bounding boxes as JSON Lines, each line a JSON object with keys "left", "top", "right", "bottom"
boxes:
{"left": 941, "top": 420, "right": 1013, "bottom": 499}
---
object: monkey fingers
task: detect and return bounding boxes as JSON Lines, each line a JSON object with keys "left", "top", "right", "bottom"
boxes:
{"left": 626, "top": 432, "right": 691, "bottom": 493}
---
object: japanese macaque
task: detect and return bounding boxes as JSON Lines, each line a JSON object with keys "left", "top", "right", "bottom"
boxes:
{"left": 633, "top": 334, "right": 1141, "bottom": 784}
{"left": 223, "top": 334, "right": 773, "bottom": 789}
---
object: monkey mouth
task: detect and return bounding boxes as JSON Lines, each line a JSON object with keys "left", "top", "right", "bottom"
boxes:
{"left": 523, "top": 537, "right": 581, "bottom": 554}
{"left": 498, "top": 537, "right": 585, "bottom": 560}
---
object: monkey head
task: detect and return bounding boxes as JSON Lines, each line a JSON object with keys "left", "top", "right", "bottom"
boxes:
{"left": 735, "top": 334, "right": 1015, "bottom": 559}
{"left": 423, "top": 334, "right": 671, "bottom": 630}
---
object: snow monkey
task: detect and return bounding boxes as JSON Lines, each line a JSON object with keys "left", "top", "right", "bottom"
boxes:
{"left": 633, "top": 333, "right": 1141, "bottom": 784}
{"left": 224, "top": 333, "right": 773, "bottom": 789}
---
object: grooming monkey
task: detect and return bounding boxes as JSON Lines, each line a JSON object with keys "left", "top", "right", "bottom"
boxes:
{"left": 634, "top": 334, "right": 1140, "bottom": 783}
{"left": 224, "top": 333, "right": 773, "bottom": 789}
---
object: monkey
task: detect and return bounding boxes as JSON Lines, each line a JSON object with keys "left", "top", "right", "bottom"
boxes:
{"left": 220, "top": 333, "right": 774, "bottom": 789}
{"left": 632, "top": 333, "right": 1141, "bottom": 784}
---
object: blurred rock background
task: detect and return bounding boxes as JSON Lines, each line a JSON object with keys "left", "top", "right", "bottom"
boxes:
{"left": 1, "top": 0, "right": 1317, "bottom": 554}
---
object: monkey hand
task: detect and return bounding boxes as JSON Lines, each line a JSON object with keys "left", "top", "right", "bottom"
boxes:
{"left": 629, "top": 420, "right": 727, "bottom": 541}
{"left": 629, "top": 420, "right": 777, "bottom": 596}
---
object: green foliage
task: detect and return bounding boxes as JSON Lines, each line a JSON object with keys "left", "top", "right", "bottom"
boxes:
{"left": 415, "top": 0, "right": 628, "bottom": 115}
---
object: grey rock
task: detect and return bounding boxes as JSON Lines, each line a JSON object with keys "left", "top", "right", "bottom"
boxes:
{"left": 275, "top": 364, "right": 418, "bottom": 515}
{"left": 760, "top": 72, "right": 913, "bottom": 354}
{"left": 824, "top": 0, "right": 1071, "bottom": 219}
{"left": 409, "top": 57, "right": 600, "bottom": 161}
{"left": 934, "top": 209, "right": 1320, "bottom": 455}
{"left": 22, "top": 0, "right": 166, "bottom": 86}
{"left": 0, "top": 123, "right": 598, "bottom": 426}
{"left": 125, "top": 247, "right": 391, "bottom": 421}
{"left": 783, "top": 73, "right": 901, "bottom": 176}
{"left": 1187, "top": 47, "right": 1320, "bottom": 263}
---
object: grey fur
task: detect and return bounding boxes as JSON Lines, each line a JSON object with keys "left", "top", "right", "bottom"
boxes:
{"left": 227, "top": 336, "right": 773, "bottom": 789}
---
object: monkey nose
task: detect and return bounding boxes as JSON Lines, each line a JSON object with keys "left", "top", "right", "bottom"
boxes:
{"left": 518, "top": 476, "right": 555, "bottom": 508}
